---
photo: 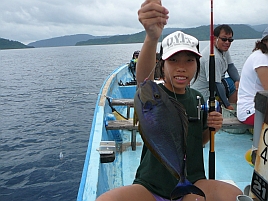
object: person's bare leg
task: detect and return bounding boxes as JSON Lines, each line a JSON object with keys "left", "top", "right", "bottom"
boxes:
{"left": 182, "top": 179, "right": 242, "bottom": 201}
{"left": 96, "top": 184, "right": 156, "bottom": 201}
{"left": 229, "top": 90, "right": 238, "bottom": 103}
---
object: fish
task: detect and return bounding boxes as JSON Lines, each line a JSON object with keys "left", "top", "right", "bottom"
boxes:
{"left": 134, "top": 80, "right": 206, "bottom": 200}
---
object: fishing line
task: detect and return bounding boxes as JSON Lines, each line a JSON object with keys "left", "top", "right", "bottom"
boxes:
{"left": 159, "top": 0, "right": 178, "bottom": 101}
{"left": 145, "top": 0, "right": 166, "bottom": 81}
{"left": 166, "top": 66, "right": 178, "bottom": 102}
{"left": 146, "top": 65, "right": 157, "bottom": 80}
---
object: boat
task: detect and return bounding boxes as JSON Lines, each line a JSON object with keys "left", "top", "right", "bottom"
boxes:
{"left": 76, "top": 63, "right": 268, "bottom": 201}
{"left": 76, "top": 64, "right": 139, "bottom": 201}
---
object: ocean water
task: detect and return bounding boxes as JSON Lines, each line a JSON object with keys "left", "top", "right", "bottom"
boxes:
{"left": 0, "top": 39, "right": 256, "bottom": 201}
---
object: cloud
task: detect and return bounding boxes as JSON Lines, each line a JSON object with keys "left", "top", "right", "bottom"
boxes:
{"left": 0, "top": 0, "right": 267, "bottom": 44}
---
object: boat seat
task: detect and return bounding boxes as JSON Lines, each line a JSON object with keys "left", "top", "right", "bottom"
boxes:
{"left": 106, "top": 99, "right": 253, "bottom": 151}
{"left": 110, "top": 99, "right": 253, "bottom": 130}
{"left": 106, "top": 118, "right": 253, "bottom": 152}
{"left": 111, "top": 99, "right": 134, "bottom": 106}
{"left": 106, "top": 99, "right": 137, "bottom": 151}
{"left": 222, "top": 118, "right": 253, "bottom": 130}
{"left": 110, "top": 99, "right": 134, "bottom": 119}
{"left": 106, "top": 119, "right": 138, "bottom": 151}
{"left": 106, "top": 119, "right": 138, "bottom": 130}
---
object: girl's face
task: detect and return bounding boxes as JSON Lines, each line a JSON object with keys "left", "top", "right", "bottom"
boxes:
{"left": 163, "top": 51, "right": 197, "bottom": 94}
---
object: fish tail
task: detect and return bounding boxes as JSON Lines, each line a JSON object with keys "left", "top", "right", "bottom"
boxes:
{"left": 170, "top": 179, "right": 206, "bottom": 200}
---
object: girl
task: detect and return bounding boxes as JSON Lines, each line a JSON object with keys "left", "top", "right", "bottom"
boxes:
{"left": 96, "top": 1, "right": 242, "bottom": 200}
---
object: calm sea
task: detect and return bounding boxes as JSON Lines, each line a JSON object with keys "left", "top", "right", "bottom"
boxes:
{"left": 0, "top": 39, "right": 256, "bottom": 201}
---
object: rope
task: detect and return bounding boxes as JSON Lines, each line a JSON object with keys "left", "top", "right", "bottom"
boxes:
{"left": 106, "top": 96, "right": 129, "bottom": 120}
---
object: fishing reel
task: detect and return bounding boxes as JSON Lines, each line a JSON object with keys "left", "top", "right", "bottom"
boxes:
{"left": 201, "top": 99, "right": 220, "bottom": 113}
{"left": 188, "top": 96, "right": 220, "bottom": 122}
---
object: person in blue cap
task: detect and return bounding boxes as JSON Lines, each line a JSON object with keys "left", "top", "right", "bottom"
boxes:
{"left": 128, "top": 50, "right": 140, "bottom": 81}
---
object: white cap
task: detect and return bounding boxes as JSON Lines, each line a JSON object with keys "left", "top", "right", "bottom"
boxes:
{"left": 161, "top": 31, "right": 202, "bottom": 60}
{"left": 261, "top": 27, "right": 268, "bottom": 41}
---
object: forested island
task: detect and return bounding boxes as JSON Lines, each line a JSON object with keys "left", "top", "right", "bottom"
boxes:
{"left": 0, "top": 38, "right": 34, "bottom": 50}
{"left": 76, "top": 24, "right": 262, "bottom": 46}
{"left": 1, "top": 24, "right": 266, "bottom": 49}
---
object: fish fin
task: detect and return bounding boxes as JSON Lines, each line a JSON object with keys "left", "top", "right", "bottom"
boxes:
{"left": 170, "top": 179, "right": 206, "bottom": 200}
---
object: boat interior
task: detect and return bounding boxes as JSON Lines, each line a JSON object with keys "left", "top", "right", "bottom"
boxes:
{"left": 100, "top": 87, "right": 255, "bottom": 197}
{"left": 112, "top": 109, "right": 255, "bottom": 192}
{"left": 77, "top": 65, "right": 263, "bottom": 201}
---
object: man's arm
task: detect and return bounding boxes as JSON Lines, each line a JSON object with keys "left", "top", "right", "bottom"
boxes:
{"left": 215, "top": 82, "right": 233, "bottom": 109}
{"left": 227, "top": 63, "right": 240, "bottom": 82}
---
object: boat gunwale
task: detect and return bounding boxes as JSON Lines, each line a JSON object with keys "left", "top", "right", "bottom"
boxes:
{"left": 77, "top": 64, "right": 129, "bottom": 201}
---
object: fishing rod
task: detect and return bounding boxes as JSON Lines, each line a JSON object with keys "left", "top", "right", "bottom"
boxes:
{"left": 208, "top": 0, "right": 216, "bottom": 180}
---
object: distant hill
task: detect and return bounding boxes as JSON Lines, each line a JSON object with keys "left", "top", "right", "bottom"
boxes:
{"left": 183, "top": 24, "right": 263, "bottom": 40}
{"left": 76, "top": 24, "right": 263, "bottom": 46}
{"left": 76, "top": 32, "right": 147, "bottom": 46}
{"left": 250, "top": 24, "right": 268, "bottom": 32}
{"left": 2, "top": 23, "right": 267, "bottom": 50}
{"left": 0, "top": 38, "right": 34, "bottom": 50}
{"left": 27, "top": 34, "right": 109, "bottom": 48}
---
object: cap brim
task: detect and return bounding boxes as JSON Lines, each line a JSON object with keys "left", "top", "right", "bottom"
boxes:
{"left": 162, "top": 47, "right": 202, "bottom": 60}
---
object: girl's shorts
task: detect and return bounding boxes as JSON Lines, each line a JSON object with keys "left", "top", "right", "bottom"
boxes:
{"left": 152, "top": 193, "right": 182, "bottom": 201}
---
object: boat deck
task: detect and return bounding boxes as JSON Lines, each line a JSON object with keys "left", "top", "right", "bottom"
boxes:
{"left": 121, "top": 130, "right": 143, "bottom": 185}
{"left": 203, "top": 129, "right": 253, "bottom": 191}
{"left": 77, "top": 65, "right": 265, "bottom": 201}
{"left": 120, "top": 128, "right": 254, "bottom": 192}
{"left": 110, "top": 94, "right": 254, "bottom": 193}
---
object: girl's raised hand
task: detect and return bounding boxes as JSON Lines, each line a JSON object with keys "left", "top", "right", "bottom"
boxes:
{"left": 138, "top": 0, "right": 169, "bottom": 40}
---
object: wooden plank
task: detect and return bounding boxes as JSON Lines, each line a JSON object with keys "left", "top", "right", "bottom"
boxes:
{"left": 106, "top": 117, "right": 252, "bottom": 151}
{"left": 106, "top": 119, "right": 138, "bottom": 151}
{"left": 106, "top": 119, "right": 138, "bottom": 130}
{"left": 107, "top": 117, "right": 252, "bottom": 130}
{"left": 111, "top": 99, "right": 134, "bottom": 106}
{"left": 222, "top": 118, "right": 253, "bottom": 129}
{"left": 109, "top": 99, "right": 253, "bottom": 130}
{"left": 110, "top": 99, "right": 134, "bottom": 119}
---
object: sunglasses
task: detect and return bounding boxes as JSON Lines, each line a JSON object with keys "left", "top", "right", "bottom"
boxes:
{"left": 218, "top": 37, "right": 234, "bottom": 43}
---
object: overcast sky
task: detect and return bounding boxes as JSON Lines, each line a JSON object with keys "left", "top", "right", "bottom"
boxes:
{"left": 1, "top": 0, "right": 267, "bottom": 44}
